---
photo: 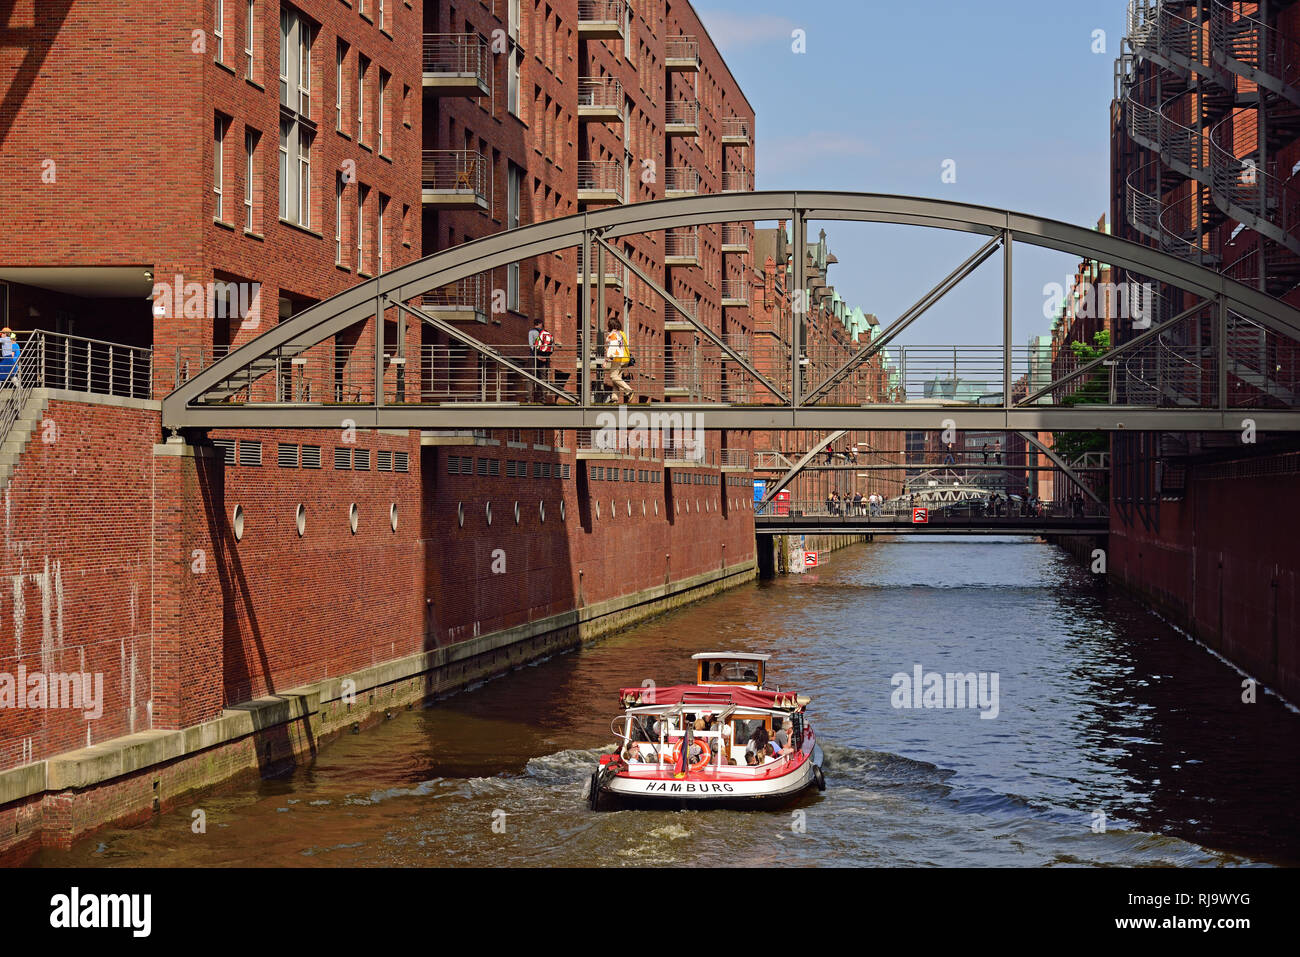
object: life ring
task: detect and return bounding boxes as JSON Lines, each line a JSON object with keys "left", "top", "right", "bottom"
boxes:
{"left": 662, "top": 739, "right": 712, "bottom": 771}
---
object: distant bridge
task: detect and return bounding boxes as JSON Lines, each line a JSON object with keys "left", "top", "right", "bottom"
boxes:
{"left": 754, "top": 512, "right": 1108, "bottom": 537}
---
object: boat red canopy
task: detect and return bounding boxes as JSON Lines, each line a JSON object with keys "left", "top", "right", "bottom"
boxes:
{"left": 618, "top": 684, "right": 800, "bottom": 710}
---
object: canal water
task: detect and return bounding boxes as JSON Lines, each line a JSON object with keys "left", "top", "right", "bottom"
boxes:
{"left": 29, "top": 537, "right": 1300, "bottom": 867}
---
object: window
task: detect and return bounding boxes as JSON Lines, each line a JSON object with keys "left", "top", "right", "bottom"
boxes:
{"left": 244, "top": 0, "right": 256, "bottom": 78}
{"left": 335, "top": 40, "right": 347, "bottom": 131}
{"left": 377, "top": 70, "right": 388, "bottom": 154}
{"left": 356, "top": 183, "right": 369, "bottom": 272}
{"left": 301, "top": 445, "right": 322, "bottom": 468}
{"left": 278, "top": 6, "right": 315, "bottom": 227}
{"left": 377, "top": 193, "right": 388, "bottom": 274}
{"left": 354, "top": 449, "right": 370, "bottom": 471}
{"left": 334, "top": 447, "right": 352, "bottom": 469}
{"left": 214, "top": 114, "right": 229, "bottom": 221}
{"left": 506, "top": 163, "right": 521, "bottom": 309}
{"left": 357, "top": 55, "right": 369, "bottom": 145}
{"left": 507, "top": 0, "right": 521, "bottom": 116}
{"left": 215, "top": 0, "right": 225, "bottom": 63}
{"left": 244, "top": 128, "right": 258, "bottom": 231}
{"left": 278, "top": 443, "right": 299, "bottom": 467}
{"left": 213, "top": 438, "right": 236, "bottom": 465}
{"left": 334, "top": 172, "right": 345, "bottom": 264}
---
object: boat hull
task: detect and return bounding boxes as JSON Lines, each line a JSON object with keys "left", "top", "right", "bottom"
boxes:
{"left": 592, "top": 745, "right": 824, "bottom": 811}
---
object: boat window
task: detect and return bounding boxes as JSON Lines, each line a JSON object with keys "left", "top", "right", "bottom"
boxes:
{"left": 702, "top": 660, "right": 761, "bottom": 683}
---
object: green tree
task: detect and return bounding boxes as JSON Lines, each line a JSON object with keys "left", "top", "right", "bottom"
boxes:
{"left": 1052, "top": 330, "right": 1111, "bottom": 461}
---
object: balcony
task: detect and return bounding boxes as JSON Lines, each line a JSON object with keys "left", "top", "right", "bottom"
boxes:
{"left": 421, "top": 275, "right": 487, "bottom": 323}
{"left": 422, "top": 34, "right": 490, "bottom": 96}
{"left": 578, "top": 77, "right": 624, "bottom": 122}
{"left": 664, "top": 302, "right": 697, "bottom": 332}
{"left": 422, "top": 150, "right": 490, "bottom": 209}
{"left": 576, "top": 256, "right": 626, "bottom": 288}
{"left": 721, "top": 224, "right": 751, "bottom": 254}
{"left": 578, "top": 0, "right": 627, "bottom": 40}
{"left": 665, "top": 36, "right": 700, "bottom": 71}
{"left": 665, "top": 166, "right": 700, "bottom": 198}
{"left": 721, "top": 169, "right": 752, "bottom": 193}
{"left": 665, "top": 228, "right": 700, "bottom": 267}
{"left": 663, "top": 356, "right": 700, "bottom": 398}
{"left": 666, "top": 100, "right": 700, "bottom": 136}
{"left": 720, "top": 448, "right": 750, "bottom": 471}
{"left": 577, "top": 160, "right": 625, "bottom": 205}
{"left": 722, "top": 280, "right": 750, "bottom": 307}
{"left": 721, "top": 116, "right": 752, "bottom": 146}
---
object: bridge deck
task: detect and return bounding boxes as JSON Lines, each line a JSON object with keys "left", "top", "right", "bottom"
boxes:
{"left": 755, "top": 514, "right": 1109, "bottom": 536}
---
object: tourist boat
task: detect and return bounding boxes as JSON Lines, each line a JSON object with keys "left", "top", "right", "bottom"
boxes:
{"left": 587, "top": 652, "right": 825, "bottom": 810}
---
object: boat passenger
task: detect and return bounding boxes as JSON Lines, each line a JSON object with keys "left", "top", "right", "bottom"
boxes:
{"left": 745, "top": 726, "right": 770, "bottom": 765}
{"left": 773, "top": 719, "right": 796, "bottom": 756}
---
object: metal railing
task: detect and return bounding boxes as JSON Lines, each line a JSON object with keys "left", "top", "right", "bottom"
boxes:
{"left": 421, "top": 275, "right": 489, "bottom": 319}
{"left": 721, "top": 116, "right": 752, "bottom": 140}
{"left": 1, "top": 331, "right": 156, "bottom": 454}
{"left": 722, "top": 224, "right": 752, "bottom": 250}
{"left": 719, "top": 448, "right": 749, "bottom": 469}
{"left": 578, "top": 76, "right": 623, "bottom": 112}
{"left": 666, "top": 100, "right": 700, "bottom": 128}
{"left": 721, "top": 169, "right": 753, "bottom": 193}
{"left": 0, "top": 334, "right": 44, "bottom": 455}
{"left": 665, "top": 166, "right": 700, "bottom": 194}
{"left": 664, "top": 228, "right": 699, "bottom": 260}
{"left": 578, "top": 0, "right": 628, "bottom": 27}
{"left": 721, "top": 280, "right": 750, "bottom": 304}
{"left": 1127, "top": 0, "right": 1207, "bottom": 74}
{"left": 422, "top": 149, "right": 489, "bottom": 198}
{"left": 1209, "top": 0, "right": 1300, "bottom": 104}
{"left": 422, "top": 33, "right": 490, "bottom": 84}
{"left": 577, "top": 160, "right": 625, "bottom": 203}
{"left": 665, "top": 35, "right": 700, "bottom": 65}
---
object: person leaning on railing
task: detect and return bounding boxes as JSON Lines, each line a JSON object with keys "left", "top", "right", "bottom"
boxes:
{"left": 0, "top": 328, "right": 20, "bottom": 385}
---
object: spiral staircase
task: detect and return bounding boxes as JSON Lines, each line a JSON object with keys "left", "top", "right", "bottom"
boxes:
{"left": 1116, "top": 1, "right": 1300, "bottom": 411}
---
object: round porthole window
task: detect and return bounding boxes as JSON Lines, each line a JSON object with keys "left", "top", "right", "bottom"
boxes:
{"left": 390, "top": 503, "right": 399, "bottom": 532}
{"left": 654, "top": 500, "right": 659, "bottom": 516}
{"left": 457, "top": 502, "right": 465, "bottom": 528}
{"left": 675, "top": 501, "right": 680, "bottom": 514}
{"left": 295, "top": 504, "right": 306, "bottom": 537}
{"left": 485, "top": 501, "right": 493, "bottom": 526}
{"left": 642, "top": 500, "right": 647, "bottom": 516}
{"left": 560, "top": 500, "right": 566, "bottom": 522}
{"left": 626, "top": 500, "right": 632, "bottom": 517}
{"left": 610, "top": 499, "right": 616, "bottom": 518}
{"left": 349, "top": 503, "right": 359, "bottom": 534}
{"left": 595, "top": 500, "right": 602, "bottom": 519}
{"left": 539, "top": 501, "right": 546, "bottom": 523}
{"left": 514, "top": 501, "right": 521, "bottom": 525}
{"left": 232, "top": 505, "right": 245, "bottom": 541}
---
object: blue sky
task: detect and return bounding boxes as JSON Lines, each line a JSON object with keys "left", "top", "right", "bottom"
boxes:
{"left": 696, "top": 0, "right": 1128, "bottom": 353}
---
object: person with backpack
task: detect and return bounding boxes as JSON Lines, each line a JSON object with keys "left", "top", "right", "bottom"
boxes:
{"left": 528, "top": 317, "right": 556, "bottom": 402}
{"left": 604, "top": 317, "right": 633, "bottom": 404}
{"left": 0, "top": 327, "right": 21, "bottom": 386}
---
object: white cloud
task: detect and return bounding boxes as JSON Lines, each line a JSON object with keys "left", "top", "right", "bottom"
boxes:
{"left": 696, "top": 10, "right": 800, "bottom": 51}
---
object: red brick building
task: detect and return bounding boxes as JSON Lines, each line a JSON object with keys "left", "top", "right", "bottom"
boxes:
{"left": 0, "top": 0, "right": 760, "bottom": 857}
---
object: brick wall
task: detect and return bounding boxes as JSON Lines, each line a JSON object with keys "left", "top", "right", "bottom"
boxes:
{"left": 0, "top": 400, "right": 158, "bottom": 767}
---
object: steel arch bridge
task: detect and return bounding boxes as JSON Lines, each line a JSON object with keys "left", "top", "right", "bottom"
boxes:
{"left": 160, "top": 191, "right": 1300, "bottom": 433}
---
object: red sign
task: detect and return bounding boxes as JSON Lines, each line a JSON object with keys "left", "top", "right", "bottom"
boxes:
{"left": 912, "top": 507, "right": 929, "bottom": 524}
{"left": 804, "top": 551, "right": 819, "bottom": 567}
